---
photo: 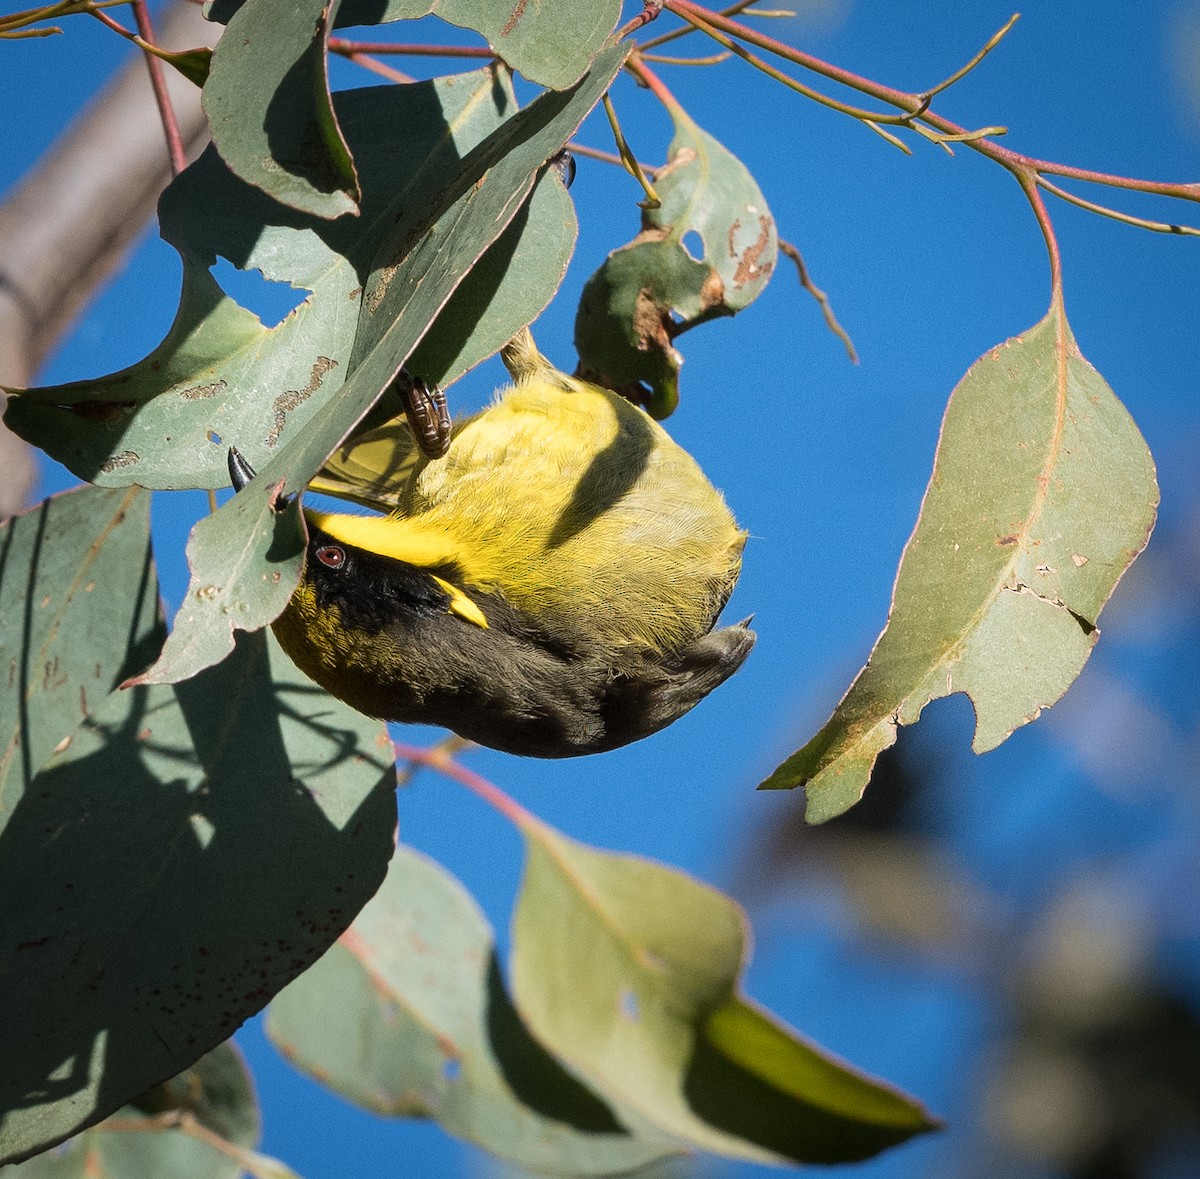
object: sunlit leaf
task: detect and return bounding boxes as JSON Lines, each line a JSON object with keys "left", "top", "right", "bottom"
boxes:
{"left": 575, "top": 103, "right": 777, "bottom": 416}
{"left": 0, "top": 630, "right": 397, "bottom": 1164}
{"left": 761, "top": 307, "right": 1159, "bottom": 821}
{"left": 510, "top": 816, "right": 937, "bottom": 1163}
{"left": 269, "top": 845, "right": 674, "bottom": 1175}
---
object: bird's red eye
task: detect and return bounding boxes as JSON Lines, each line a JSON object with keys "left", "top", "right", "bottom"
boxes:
{"left": 315, "top": 545, "right": 346, "bottom": 569}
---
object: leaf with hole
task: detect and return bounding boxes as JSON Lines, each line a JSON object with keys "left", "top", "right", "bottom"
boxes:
{"left": 575, "top": 102, "right": 777, "bottom": 416}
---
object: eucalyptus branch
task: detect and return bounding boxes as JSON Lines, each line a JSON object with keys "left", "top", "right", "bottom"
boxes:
{"left": 1035, "top": 176, "right": 1200, "bottom": 236}
{"left": 640, "top": 49, "right": 731, "bottom": 66}
{"left": 567, "top": 139, "right": 660, "bottom": 177}
{"left": 1, "top": 0, "right": 136, "bottom": 36}
{"left": 337, "top": 50, "right": 416, "bottom": 84}
{"left": 638, "top": 0, "right": 782, "bottom": 52}
{"left": 327, "top": 37, "right": 495, "bottom": 60}
{"left": 653, "top": 0, "right": 1199, "bottom": 297}
{"left": 131, "top": 0, "right": 186, "bottom": 175}
{"left": 921, "top": 13, "right": 1020, "bottom": 101}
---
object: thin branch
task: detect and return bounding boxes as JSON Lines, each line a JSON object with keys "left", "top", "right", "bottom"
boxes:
{"left": 779, "top": 239, "right": 857, "bottom": 363}
{"left": 131, "top": 0, "right": 187, "bottom": 175}
{"left": 337, "top": 50, "right": 416, "bottom": 84}
{"left": 327, "top": 37, "right": 495, "bottom": 59}
{"left": 567, "top": 140, "right": 661, "bottom": 177}
{"left": 638, "top": 0, "right": 775, "bottom": 51}
{"left": 640, "top": 50, "right": 731, "bottom": 66}
{"left": 921, "top": 13, "right": 1020, "bottom": 101}
{"left": 1036, "top": 176, "right": 1200, "bottom": 236}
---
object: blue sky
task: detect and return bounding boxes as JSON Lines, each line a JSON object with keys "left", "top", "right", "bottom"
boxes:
{"left": 6, "top": 1, "right": 1200, "bottom": 1176}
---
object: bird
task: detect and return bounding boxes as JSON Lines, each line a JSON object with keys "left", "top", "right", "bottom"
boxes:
{"left": 230, "top": 332, "right": 754, "bottom": 758}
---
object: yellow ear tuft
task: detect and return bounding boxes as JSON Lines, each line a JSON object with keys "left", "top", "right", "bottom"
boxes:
{"left": 430, "top": 575, "right": 489, "bottom": 630}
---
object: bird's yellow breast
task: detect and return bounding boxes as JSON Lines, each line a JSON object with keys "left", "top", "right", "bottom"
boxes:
{"left": 311, "top": 374, "right": 745, "bottom": 657}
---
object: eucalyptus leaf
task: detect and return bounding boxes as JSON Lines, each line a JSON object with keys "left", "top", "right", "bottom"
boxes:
{"left": 8, "top": 1044, "right": 266, "bottom": 1179}
{"left": 0, "top": 630, "right": 397, "bottom": 1164}
{"left": 270, "top": 844, "right": 673, "bottom": 1174}
{"left": 575, "top": 104, "right": 777, "bottom": 416}
{"left": 0, "top": 485, "right": 163, "bottom": 810}
{"left": 510, "top": 817, "right": 937, "bottom": 1164}
{"left": 203, "top": 0, "right": 357, "bottom": 218}
{"left": 761, "top": 307, "right": 1159, "bottom": 821}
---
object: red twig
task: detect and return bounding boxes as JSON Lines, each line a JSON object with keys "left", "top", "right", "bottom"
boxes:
{"left": 393, "top": 741, "right": 536, "bottom": 829}
{"left": 130, "top": 0, "right": 186, "bottom": 175}
{"left": 328, "top": 38, "right": 495, "bottom": 59}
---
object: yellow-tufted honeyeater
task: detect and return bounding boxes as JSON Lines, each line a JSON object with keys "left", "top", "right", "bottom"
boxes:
{"left": 230, "top": 335, "right": 753, "bottom": 757}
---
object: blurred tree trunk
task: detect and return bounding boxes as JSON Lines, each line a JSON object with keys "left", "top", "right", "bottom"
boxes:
{"left": 0, "top": 0, "right": 219, "bottom": 517}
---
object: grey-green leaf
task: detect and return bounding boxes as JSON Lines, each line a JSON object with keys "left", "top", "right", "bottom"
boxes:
{"left": 268, "top": 845, "right": 673, "bottom": 1175}
{"left": 8, "top": 1043, "right": 300, "bottom": 1179}
{"left": 761, "top": 307, "right": 1159, "bottom": 821}
{"left": 0, "top": 630, "right": 397, "bottom": 1164}
{"left": 203, "top": 0, "right": 359, "bottom": 218}
{"left": 575, "top": 105, "right": 777, "bottom": 416}
{"left": 509, "top": 816, "right": 937, "bottom": 1164}
{"left": 0, "top": 485, "right": 164, "bottom": 811}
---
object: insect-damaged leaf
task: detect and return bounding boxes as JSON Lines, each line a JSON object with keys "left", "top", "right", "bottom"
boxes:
{"left": 761, "top": 306, "right": 1158, "bottom": 821}
{"left": 0, "top": 629, "right": 396, "bottom": 1164}
{"left": 575, "top": 103, "right": 777, "bottom": 417}
{"left": 509, "top": 815, "right": 937, "bottom": 1164}
{"left": 269, "top": 845, "right": 673, "bottom": 1175}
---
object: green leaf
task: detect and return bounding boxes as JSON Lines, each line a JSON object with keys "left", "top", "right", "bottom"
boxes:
{"left": 203, "top": 0, "right": 359, "bottom": 218}
{"left": 509, "top": 817, "right": 937, "bottom": 1164}
{"left": 0, "top": 485, "right": 164, "bottom": 808}
{"left": 0, "top": 629, "right": 397, "bottom": 1164}
{"left": 761, "top": 307, "right": 1159, "bottom": 821}
{"left": 6, "top": 66, "right": 536, "bottom": 491}
{"left": 575, "top": 104, "right": 777, "bottom": 416}
{"left": 8, "top": 1044, "right": 301, "bottom": 1179}
{"left": 157, "top": 46, "right": 213, "bottom": 88}
{"left": 268, "top": 845, "right": 674, "bottom": 1176}
{"left": 324, "top": 0, "right": 623, "bottom": 89}
{"left": 435, "top": 0, "right": 623, "bottom": 90}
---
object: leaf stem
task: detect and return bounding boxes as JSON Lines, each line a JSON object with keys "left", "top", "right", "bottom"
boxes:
{"left": 602, "top": 92, "right": 662, "bottom": 207}
{"left": 779, "top": 239, "right": 858, "bottom": 363}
